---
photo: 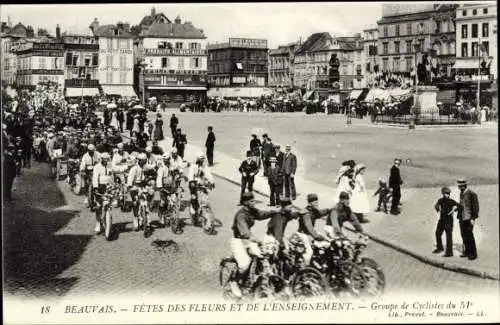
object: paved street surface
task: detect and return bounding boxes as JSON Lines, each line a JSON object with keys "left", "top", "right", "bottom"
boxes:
{"left": 3, "top": 161, "right": 499, "bottom": 300}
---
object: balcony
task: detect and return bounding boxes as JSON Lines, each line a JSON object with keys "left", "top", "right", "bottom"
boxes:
{"left": 64, "top": 79, "right": 100, "bottom": 87}
{"left": 144, "top": 48, "right": 208, "bottom": 56}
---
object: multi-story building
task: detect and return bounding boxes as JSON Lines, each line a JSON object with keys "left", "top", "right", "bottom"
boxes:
{"left": 12, "top": 39, "right": 65, "bottom": 89}
{"left": 62, "top": 32, "right": 101, "bottom": 98}
{"left": 293, "top": 32, "right": 364, "bottom": 99}
{"left": 90, "top": 19, "right": 136, "bottom": 97}
{"left": 454, "top": 2, "right": 497, "bottom": 108}
{"left": 430, "top": 4, "right": 458, "bottom": 78}
{"left": 268, "top": 41, "right": 300, "bottom": 89}
{"left": 207, "top": 38, "right": 268, "bottom": 88}
{"left": 134, "top": 7, "right": 171, "bottom": 36}
{"left": 137, "top": 15, "right": 208, "bottom": 103}
{"left": 1, "top": 21, "right": 29, "bottom": 85}
{"left": 362, "top": 27, "right": 378, "bottom": 87}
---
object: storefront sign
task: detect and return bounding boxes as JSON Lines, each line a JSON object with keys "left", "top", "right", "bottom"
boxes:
{"left": 145, "top": 69, "right": 205, "bottom": 75}
{"left": 144, "top": 48, "right": 207, "bottom": 56}
{"left": 33, "top": 43, "right": 64, "bottom": 50}
{"left": 99, "top": 49, "right": 133, "bottom": 55}
{"left": 229, "top": 38, "right": 268, "bottom": 49}
{"left": 18, "top": 69, "right": 64, "bottom": 75}
{"left": 31, "top": 51, "right": 64, "bottom": 57}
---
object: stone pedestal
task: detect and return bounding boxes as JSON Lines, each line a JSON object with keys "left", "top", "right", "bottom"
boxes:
{"left": 413, "top": 85, "right": 439, "bottom": 116}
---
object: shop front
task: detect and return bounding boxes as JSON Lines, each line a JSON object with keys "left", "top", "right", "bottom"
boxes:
{"left": 455, "top": 80, "right": 493, "bottom": 108}
{"left": 143, "top": 72, "right": 207, "bottom": 104}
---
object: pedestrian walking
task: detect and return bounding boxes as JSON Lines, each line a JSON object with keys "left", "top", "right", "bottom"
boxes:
{"left": 456, "top": 179, "right": 479, "bottom": 260}
{"left": 350, "top": 164, "right": 370, "bottom": 223}
{"left": 173, "top": 128, "right": 187, "bottom": 159}
{"left": 170, "top": 114, "right": 179, "bottom": 138}
{"left": 205, "top": 126, "right": 216, "bottom": 166}
{"left": 373, "top": 178, "right": 392, "bottom": 213}
{"left": 433, "top": 186, "right": 459, "bottom": 257}
{"left": 238, "top": 151, "right": 259, "bottom": 205}
{"left": 389, "top": 158, "right": 403, "bottom": 215}
{"left": 267, "top": 157, "right": 283, "bottom": 206}
{"left": 117, "top": 108, "right": 124, "bottom": 133}
{"left": 154, "top": 113, "right": 164, "bottom": 141}
{"left": 110, "top": 110, "right": 119, "bottom": 130}
{"left": 282, "top": 144, "right": 297, "bottom": 200}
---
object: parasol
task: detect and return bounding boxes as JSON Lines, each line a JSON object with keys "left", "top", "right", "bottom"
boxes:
{"left": 133, "top": 104, "right": 145, "bottom": 110}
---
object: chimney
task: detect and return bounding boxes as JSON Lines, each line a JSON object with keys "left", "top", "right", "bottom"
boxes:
{"left": 151, "top": 7, "right": 156, "bottom": 16}
{"left": 7, "top": 16, "right": 12, "bottom": 27}
{"left": 56, "top": 24, "right": 61, "bottom": 39}
{"left": 174, "top": 15, "right": 181, "bottom": 24}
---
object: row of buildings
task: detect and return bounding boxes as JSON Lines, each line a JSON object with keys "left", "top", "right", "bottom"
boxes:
{"left": 1, "top": 3, "right": 497, "bottom": 107}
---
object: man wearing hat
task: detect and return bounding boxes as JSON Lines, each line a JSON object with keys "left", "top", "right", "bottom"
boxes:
{"left": 238, "top": 150, "right": 259, "bottom": 205}
{"left": 205, "top": 126, "right": 216, "bottom": 167}
{"left": 456, "top": 179, "right": 479, "bottom": 260}
{"left": 92, "top": 152, "right": 114, "bottom": 234}
{"left": 282, "top": 144, "right": 298, "bottom": 200}
{"left": 433, "top": 186, "right": 459, "bottom": 257}
{"left": 389, "top": 158, "right": 403, "bottom": 215}
{"left": 325, "top": 191, "right": 364, "bottom": 238}
{"left": 80, "top": 144, "right": 101, "bottom": 207}
{"left": 249, "top": 134, "right": 262, "bottom": 161}
{"left": 173, "top": 128, "right": 187, "bottom": 160}
{"left": 229, "top": 191, "right": 276, "bottom": 298}
{"left": 111, "top": 143, "right": 130, "bottom": 174}
{"left": 261, "top": 134, "right": 272, "bottom": 176}
{"left": 267, "top": 156, "right": 283, "bottom": 206}
{"left": 295, "top": 193, "right": 331, "bottom": 264}
{"left": 265, "top": 197, "right": 302, "bottom": 250}
{"left": 273, "top": 143, "right": 284, "bottom": 170}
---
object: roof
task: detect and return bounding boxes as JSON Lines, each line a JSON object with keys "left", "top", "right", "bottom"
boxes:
{"left": 295, "top": 32, "right": 333, "bottom": 54}
{"left": 139, "top": 13, "right": 171, "bottom": 27}
{"left": 4, "top": 22, "right": 28, "bottom": 38}
{"left": 140, "top": 21, "right": 205, "bottom": 39}
{"left": 269, "top": 47, "right": 289, "bottom": 56}
{"left": 94, "top": 24, "right": 133, "bottom": 38}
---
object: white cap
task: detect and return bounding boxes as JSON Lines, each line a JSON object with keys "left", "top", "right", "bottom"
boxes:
{"left": 87, "top": 144, "right": 96, "bottom": 151}
{"left": 137, "top": 153, "right": 147, "bottom": 160}
{"left": 101, "top": 152, "right": 111, "bottom": 159}
{"left": 162, "top": 153, "right": 170, "bottom": 159}
{"left": 117, "top": 143, "right": 123, "bottom": 149}
{"left": 146, "top": 146, "right": 152, "bottom": 153}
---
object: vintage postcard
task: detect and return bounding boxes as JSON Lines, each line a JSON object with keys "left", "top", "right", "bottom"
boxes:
{"left": 2, "top": 1, "right": 499, "bottom": 324}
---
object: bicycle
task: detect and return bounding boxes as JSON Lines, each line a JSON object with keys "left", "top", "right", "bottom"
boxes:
{"left": 132, "top": 181, "right": 155, "bottom": 238}
{"left": 94, "top": 184, "right": 117, "bottom": 240}
{"left": 189, "top": 181, "right": 215, "bottom": 234}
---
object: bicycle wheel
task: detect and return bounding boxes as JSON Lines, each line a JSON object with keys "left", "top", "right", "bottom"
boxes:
{"left": 104, "top": 209, "right": 113, "bottom": 241}
{"left": 291, "top": 267, "right": 327, "bottom": 298}
{"left": 359, "top": 258, "right": 385, "bottom": 296}
{"left": 219, "top": 257, "right": 237, "bottom": 287}
{"left": 329, "top": 261, "right": 367, "bottom": 298}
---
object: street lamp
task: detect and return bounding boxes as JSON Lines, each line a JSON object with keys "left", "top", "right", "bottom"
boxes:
{"left": 138, "top": 60, "right": 148, "bottom": 108}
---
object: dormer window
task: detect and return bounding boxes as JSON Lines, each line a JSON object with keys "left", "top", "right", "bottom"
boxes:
{"left": 113, "top": 29, "right": 119, "bottom": 36}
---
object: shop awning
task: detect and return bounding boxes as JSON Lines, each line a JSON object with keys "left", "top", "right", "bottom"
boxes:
{"left": 349, "top": 89, "right": 362, "bottom": 99}
{"left": 148, "top": 86, "right": 207, "bottom": 91}
{"left": 453, "top": 60, "right": 480, "bottom": 70}
{"left": 66, "top": 87, "right": 99, "bottom": 97}
{"left": 364, "top": 88, "right": 391, "bottom": 102}
{"left": 303, "top": 90, "right": 314, "bottom": 100}
{"left": 101, "top": 85, "right": 137, "bottom": 97}
{"left": 207, "top": 87, "right": 271, "bottom": 98}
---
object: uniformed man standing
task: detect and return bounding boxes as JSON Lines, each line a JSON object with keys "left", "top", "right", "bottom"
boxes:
{"left": 238, "top": 150, "right": 259, "bottom": 205}
{"left": 456, "top": 179, "right": 479, "bottom": 260}
{"left": 266, "top": 157, "right": 282, "bottom": 206}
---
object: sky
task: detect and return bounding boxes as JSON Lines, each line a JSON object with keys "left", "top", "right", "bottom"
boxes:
{"left": 0, "top": 2, "right": 382, "bottom": 48}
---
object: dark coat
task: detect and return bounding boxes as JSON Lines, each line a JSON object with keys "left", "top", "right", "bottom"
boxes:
{"left": 266, "top": 165, "right": 283, "bottom": 185}
{"left": 458, "top": 189, "right": 479, "bottom": 221}
{"left": 239, "top": 160, "right": 259, "bottom": 178}
{"left": 205, "top": 131, "right": 216, "bottom": 148}
{"left": 282, "top": 152, "right": 297, "bottom": 175}
{"left": 389, "top": 165, "right": 402, "bottom": 189}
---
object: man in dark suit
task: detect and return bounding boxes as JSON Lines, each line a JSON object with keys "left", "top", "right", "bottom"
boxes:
{"left": 389, "top": 158, "right": 403, "bottom": 215}
{"left": 117, "top": 109, "right": 124, "bottom": 133}
{"left": 456, "top": 179, "right": 479, "bottom": 260}
{"left": 267, "top": 157, "right": 282, "bottom": 206}
{"left": 238, "top": 151, "right": 259, "bottom": 205}
{"left": 261, "top": 135, "right": 273, "bottom": 177}
{"left": 205, "top": 126, "right": 216, "bottom": 166}
{"left": 282, "top": 144, "right": 297, "bottom": 200}
{"left": 169, "top": 114, "right": 179, "bottom": 138}
{"left": 173, "top": 128, "right": 187, "bottom": 160}
{"left": 273, "top": 144, "right": 284, "bottom": 170}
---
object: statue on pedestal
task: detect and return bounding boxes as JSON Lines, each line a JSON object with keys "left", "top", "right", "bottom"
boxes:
{"left": 417, "top": 54, "right": 432, "bottom": 85}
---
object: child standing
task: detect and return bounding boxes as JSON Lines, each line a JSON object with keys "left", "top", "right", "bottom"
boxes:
{"left": 373, "top": 178, "right": 391, "bottom": 213}
{"left": 433, "top": 186, "right": 459, "bottom": 257}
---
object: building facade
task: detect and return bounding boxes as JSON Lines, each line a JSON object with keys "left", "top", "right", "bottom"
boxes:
{"left": 1, "top": 22, "right": 29, "bottom": 85}
{"left": 90, "top": 19, "right": 136, "bottom": 97}
{"left": 12, "top": 40, "right": 65, "bottom": 89}
{"left": 362, "top": 27, "right": 379, "bottom": 87}
{"left": 137, "top": 15, "right": 207, "bottom": 103}
{"left": 207, "top": 38, "right": 268, "bottom": 88}
{"left": 293, "top": 32, "right": 364, "bottom": 98}
{"left": 62, "top": 34, "right": 101, "bottom": 98}
{"left": 268, "top": 41, "right": 300, "bottom": 89}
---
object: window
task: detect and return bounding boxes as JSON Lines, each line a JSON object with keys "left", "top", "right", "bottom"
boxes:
{"left": 406, "top": 40, "right": 412, "bottom": 53}
{"left": 366, "top": 62, "right": 371, "bottom": 72}
{"left": 161, "top": 57, "right": 168, "bottom": 68}
{"left": 406, "top": 23, "right": 412, "bottom": 35}
{"left": 158, "top": 42, "right": 166, "bottom": 49}
{"left": 107, "top": 38, "right": 112, "bottom": 49}
{"left": 84, "top": 58, "right": 91, "bottom": 66}
{"left": 66, "top": 52, "right": 73, "bottom": 66}
{"left": 382, "top": 58, "right": 388, "bottom": 71}
{"left": 4, "top": 58, "right": 9, "bottom": 70}
{"left": 119, "top": 71, "right": 126, "bottom": 84}
{"left": 72, "top": 55, "right": 78, "bottom": 66}
{"left": 393, "top": 57, "right": 400, "bottom": 72}
{"left": 120, "top": 56, "right": 126, "bottom": 69}
{"left": 383, "top": 42, "right": 388, "bottom": 54}
{"left": 461, "top": 42, "right": 468, "bottom": 57}
{"left": 189, "top": 42, "right": 199, "bottom": 50}
{"left": 472, "top": 9, "right": 477, "bottom": 15}
{"left": 178, "top": 57, "right": 184, "bottom": 69}
{"left": 418, "top": 39, "right": 424, "bottom": 51}
{"left": 395, "top": 25, "right": 400, "bottom": 36}
{"left": 481, "top": 41, "right": 489, "bottom": 55}
{"left": 394, "top": 41, "right": 400, "bottom": 54}
{"left": 483, "top": 8, "right": 488, "bottom": 14}
{"left": 113, "top": 39, "right": 119, "bottom": 50}
{"left": 106, "top": 55, "right": 112, "bottom": 67}
{"left": 472, "top": 42, "right": 478, "bottom": 56}
{"left": 462, "top": 24, "right": 468, "bottom": 38}
{"left": 92, "top": 53, "right": 98, "bottom": 66}
{"left": 472, "top": 24, "right": 478, "bottom": 38}
{"left": 482, "top": 23, "right": 489, "bottom": 37}
{"left": 405, "top": 57, "right": 413, "bottom": 72}
{"left": 119, "top": 39, "right": 127, "bottom": 49}
{"left": 38, "top": 57, "right": 45, "bottom": 69}
{"left": 190, "top": 57, "right": 200, "bottom": 68}
{"left": 106, "top": 72, "right": 113, "bottom": 84}
{"left": 175, "top": 42, "right": 183, "bottom": 49}
{"left": 462, "top": 10, "right": 467, "bottom": 16}
{"left": 113, "top": 29, "right": 119, "bottom": 36}
{"left": 383, "top": 26, "right": 388, "bottom": 37}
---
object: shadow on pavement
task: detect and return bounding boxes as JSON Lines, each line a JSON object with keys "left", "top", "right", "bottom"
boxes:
{"left": 3, "top": 164, "right": 93, "bottom": 297}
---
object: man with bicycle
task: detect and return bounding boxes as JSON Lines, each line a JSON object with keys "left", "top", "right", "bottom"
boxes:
{"left": 229, "top": 192, "right": 276, "bottom": 298}
{"left": 156, "top": 154, "right": 181, "bottom": 226}
{"left": 127, "top": 153, "right": 154, "bottom": 231}
{"left": 92, "top": 152, "right": 114, "bottom": 234}
{"left": 80, "top": 144, "right": 101, "bottom": 208}
{"left": 325, "top": 191, "right": 364, "bottom": 239}
{"left": 187, "top": 154, "right": 215, "bottom": 233}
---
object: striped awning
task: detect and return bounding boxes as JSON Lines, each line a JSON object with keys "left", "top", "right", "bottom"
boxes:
{"left": 102, "top": 85, "right": 137, "bottom": 97}
{"left": 66, "top": 87, "right": 99, "bottom": 97}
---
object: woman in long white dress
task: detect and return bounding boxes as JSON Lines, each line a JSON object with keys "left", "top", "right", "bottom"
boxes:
{"left": 110, "top": 110, "right": 119, "bottom": 130}
{"left": 335, "top": 166, "right": 353, "bottom": 203}
{"left": 132, "top": 114, "right": 140, "bottom": 135}
{"left": 351, "top": 164, "right": 370, "bottom": 223}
